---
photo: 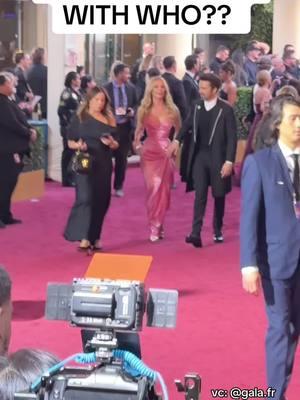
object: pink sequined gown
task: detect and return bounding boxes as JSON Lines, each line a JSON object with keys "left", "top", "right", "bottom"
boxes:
{"left": 141, "top": 117, "right": 175, "bottom": 237}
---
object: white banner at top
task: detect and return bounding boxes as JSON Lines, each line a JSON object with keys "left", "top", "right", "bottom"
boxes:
{"left": 32, "top": 0, "right": 271, "bottom": 35}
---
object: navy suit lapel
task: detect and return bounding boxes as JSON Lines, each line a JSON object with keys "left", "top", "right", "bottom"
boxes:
{"left": 273, "top": 143, "right": 294, "bottom": 198}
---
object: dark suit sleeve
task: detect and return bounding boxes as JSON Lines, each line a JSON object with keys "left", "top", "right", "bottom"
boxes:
{"left": 240, "top": 155, "right": 262, "bottom": 268}
{"left": 0, "top": 100, "right": 31, "bottom": 138}
{"left": 176, "top": 104, "right": 194, "bottom": 143}
{"left": 225, "top": 107, "right": 237, "bottom": 162}
{"left": 173, "top": 80, "right": 187, "bottom": 120}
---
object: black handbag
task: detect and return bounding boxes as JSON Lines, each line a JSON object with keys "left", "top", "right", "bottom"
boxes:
{"left": 70, "top": 150, "right": 93, "bottom": 175}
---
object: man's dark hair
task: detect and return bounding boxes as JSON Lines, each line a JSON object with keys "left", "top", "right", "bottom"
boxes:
{"left": 163, "top": 56, "right": 176, "bottom": 70}
{"left": 193, "top": 47, "right": 204, "bottom": 56}
{"left": 200, "top": 73, "right": 221, "bottom": 90}
{"left": 283, "top": 44, "right": 294, "bottom": 53}
{"left": 147, "top": 67, "right": 161, "bottom": 78}
{"left": 64, "top": 71, "right": 77, "bottom": 88}
{"left": 288, "top": 79, "right": 300, "bottom": 96}
{"left": 269, "top": 95, "right": 300, "bottom": 140}
{"left": 216, "top": 45, "right": 229, "bottom": 54}
{"left": 113, "top": 63, "right": 128, "bottom": 77}
{"left": 220, "top": 60, "right": 235, "bottom": 75}
{"left": 14, "top": 51, "right": 25, "bottom": 65}
{"left": 0, "top": 75, "right": 7, "bottom": 86}
{"left": 283, "top": 50, "right": 296, "bottom": 61}
{"left": 80, "top": 74, "right": 93, "bottom": 91}
{"left": 0, "top": 267, "right": 11, "bottom": 306}
{"left": 32, "top": 48, "right": 44, "bottom": 65}
{"left": 76, "top": 65, "right": 84, "bottom": 75}
{"left": 185, "top": 55, "right": 198, "bottom": 71}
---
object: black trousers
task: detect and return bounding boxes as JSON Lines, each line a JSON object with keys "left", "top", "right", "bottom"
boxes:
{"left": 61, "top": 133, "right": 75, "bottom": 186}
{"left": 0, "top": 154, "right": 23, "bottom": 223}
{"left": 87, "top": 160, "right": 112, "bottom": 245}
{"left": 191, "top": 148, "right": 225, "bottom": 237}
{"left": 113, "top": 121, "right": 132, "bottom": 190}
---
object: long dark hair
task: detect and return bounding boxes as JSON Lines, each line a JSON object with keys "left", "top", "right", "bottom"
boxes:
{"left": 77, "top": 86, "right": 113, "bottom": 122}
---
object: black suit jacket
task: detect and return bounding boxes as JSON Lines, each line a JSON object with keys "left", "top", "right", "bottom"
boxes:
{"left": 0, "top": 94, "right": 32, "bottom": 154}
{"left": 162, "top": 72, "right": 187, "bottom": 120}
{"left": 178, "top": 99, "right": 237, "bottom": 195}
{"left": 182, "top": 73, "right": 200, "bottom": 108}
{"left": 103, "top": 81, "right": 138, "bottom": 116}
{"left": 27, "top": 64, "right": 48, "bottom": 117}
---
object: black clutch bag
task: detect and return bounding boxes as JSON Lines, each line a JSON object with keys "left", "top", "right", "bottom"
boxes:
{"left": 70, "top": 150, "right": 93, "bottom": 175}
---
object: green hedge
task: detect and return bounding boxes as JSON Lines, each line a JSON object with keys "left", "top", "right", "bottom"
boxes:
{"left": 22, "top": 126, "right": 45, "bottom": 172}
{"left": 234, "top": 87, "right": 253, "bottom": 140}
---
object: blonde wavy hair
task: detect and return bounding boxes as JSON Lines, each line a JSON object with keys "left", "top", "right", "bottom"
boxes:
{"left": 137, "top": 76, "right": 181, "bottom": 127}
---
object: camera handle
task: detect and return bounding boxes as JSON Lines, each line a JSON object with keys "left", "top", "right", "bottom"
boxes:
{"left": 175, "top": 373, "right": 201, "bottom": 400}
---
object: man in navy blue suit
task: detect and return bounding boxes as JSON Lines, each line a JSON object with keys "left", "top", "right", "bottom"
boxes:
{"left": 240, "top": 95, "right": 300, "bottom": 400}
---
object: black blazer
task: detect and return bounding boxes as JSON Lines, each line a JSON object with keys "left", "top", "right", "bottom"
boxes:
{"left": 0, "top": 94, "right": 32, "bottom": 154}
{"left": 182, "top": 73, "right": 200, "bottom": 108}
{"left": 178, "top": 98, "right": 237, "bottom": 195}
{"left": 103, "top": 81, "right": 138, "bottom": 116}
{"left": 162, "top": 72, "right": 187, "bottom": 120}
{"left": 27, "top": 64, "right": 48, "bottom": 117}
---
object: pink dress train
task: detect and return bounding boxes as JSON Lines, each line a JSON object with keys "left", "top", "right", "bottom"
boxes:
{"left": 141, "top": 117, "right": 175, "bottom": 237}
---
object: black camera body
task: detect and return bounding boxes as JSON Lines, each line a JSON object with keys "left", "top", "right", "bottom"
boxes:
{"left": 14, "top": 278, "right": 178, "bottom": 400}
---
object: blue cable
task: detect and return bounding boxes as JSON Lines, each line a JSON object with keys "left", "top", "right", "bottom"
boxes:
{"left": 30, "top": 350, "right": 168, "bottom": 399}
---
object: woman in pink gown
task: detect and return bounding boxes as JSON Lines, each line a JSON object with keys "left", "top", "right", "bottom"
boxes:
{"left": 134, "top": 77, "right": 181, "bottom": 242}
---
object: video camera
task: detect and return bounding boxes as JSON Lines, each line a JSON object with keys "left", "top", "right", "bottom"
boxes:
{"left": 15, "top": 278, "right": 178, "bottom": 400}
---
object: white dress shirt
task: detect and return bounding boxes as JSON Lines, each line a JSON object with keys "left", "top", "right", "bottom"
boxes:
{"left": 242, "top": 140, "right": 300, "bottom": 275}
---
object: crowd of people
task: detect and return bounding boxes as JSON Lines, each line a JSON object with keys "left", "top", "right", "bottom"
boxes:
{"left": 1, "top": 38, "right": 300, "bottom": 399}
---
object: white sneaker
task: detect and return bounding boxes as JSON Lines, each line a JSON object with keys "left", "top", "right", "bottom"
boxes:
{"left": 115, "top": 189, "right": 124, "bottom": 197}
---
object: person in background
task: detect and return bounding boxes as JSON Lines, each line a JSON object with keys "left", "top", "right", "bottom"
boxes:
{"left": 231, "top": 48, "right": 248, "bottom": 87}
{"left": 104, "top": 63, "right": 137, "bottom": 197}
{"left": 283, "top": 50, "right": 300, "bottom": 80}
{"left": 0, "top": 348, "right": 59, "bottom": 400}
{"left": 219, "top": 60, "right": 237, "bottom": 107}
{"left": 209, "top": 45, "right": 230, "bottom": 76}
{"left": 14, "top": 51, "right": 33, "bottom": 104}
{"left": 57, "top": 71, "right": 82, "bottom": 187}
{"left": 79, "top": 74, "right": 96, "bottom": 99}
{"left": 162, "top": 56, "right": 187, "bottom": 121}
{"left": 27, "top": 48, "right": 47, "bottom": 118}
{"left": 243, "top": 42, "right": 261, "bottom": 86}
{"left": 134, "top": 77, "right": 180, "bottom": 241}
{"left": 193, "top": 47, "right": 207, "bottom": 74}
{"left": 0, "top": 266, "right": 12, "bottom": 356}
{"left": 131, "top": 42, "right": 155, "bottom": 85}
{"left": 136, "top": 54, "right": 153, "bottom": 104}
{"left": 182, "top": 54, "right": 201, "bottom": 107}
{"left": 0, "top": 73, "right": 37, "bottom": 227}
{"left": 149, "top": 55, "right": 164, "bottom": 74}
{"left": 76, "top": 65, "right": 85, "bottom": 78}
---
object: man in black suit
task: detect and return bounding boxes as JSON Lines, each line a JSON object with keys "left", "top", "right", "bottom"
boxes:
{"left": 170, "top": 73, "right": 237, "bottom": 247}
{"left": 180, "top": 55, "right": 201, "bottom": 182}
{"left": 182, "top": 55, "right": 201, "bottom": 107}
{"left": 104, "top": 63, "right": 137, "bottom": 197}
{"left": 27, "top": 48, "right": 48, "bottom": 118}
{"left": 0, "top": 73, "right": 36, "bottom": 228}
{"left": 162, "top": 56, "right": 187, "bottom": 120}
{"left": 209, "top": 45, "right": 230, "bottom": 76}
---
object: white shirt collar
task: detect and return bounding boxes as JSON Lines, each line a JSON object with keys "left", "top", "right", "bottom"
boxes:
{"left": 186, "top": 70, "right": 196, "bottom": 79}
{"left": 278, "top": 139, "right": 300, "bottom": 158}
{"left": 204, "top": 97, "right": 218, "bottom": 111}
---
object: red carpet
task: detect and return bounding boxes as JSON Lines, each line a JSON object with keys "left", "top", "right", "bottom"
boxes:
{"left": 1, "top": 167, "right": 300, "bottom": 399}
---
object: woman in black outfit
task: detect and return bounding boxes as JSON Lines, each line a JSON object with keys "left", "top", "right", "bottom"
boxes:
{"left": 64, "top": 87, "right": 118, "bottom": 252}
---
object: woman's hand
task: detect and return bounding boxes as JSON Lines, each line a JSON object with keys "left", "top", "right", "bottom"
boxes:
{"left": 77, "top": 139, "right": 88, "bottom": 151}
{"left": 101, "top": 135, "right": 119, "bottom": 149}
{"left": 133, "top": 140, "right": 142, "bottom": 154}
{"left": 167, "top": 140, "right": 179, "bottom": 158}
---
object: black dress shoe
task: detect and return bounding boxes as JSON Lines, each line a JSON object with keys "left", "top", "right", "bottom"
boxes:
{"left": 5, "top": 218, "right": 22, "bottom": 225}
{"left": 214, "top": 233, "right": 224, "bottom": 243}
{"left": 185, "top": 235, "right": 202, "bottom": 248}
{"left": 0, "top": 220, "right": 6, "bottom": 229}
